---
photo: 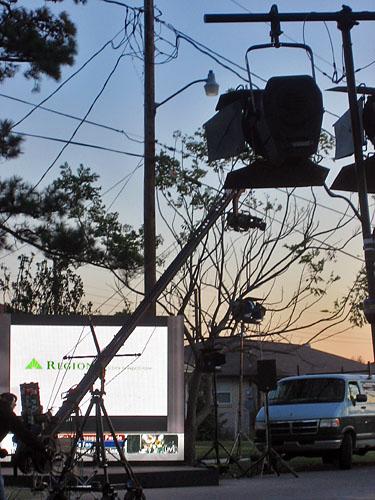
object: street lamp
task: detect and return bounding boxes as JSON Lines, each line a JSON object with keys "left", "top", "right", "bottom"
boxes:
{"left": 144, "top": 70, "right": 219, "bottom": 317}
{"left": 155, "top": 70, "right": 219, "bottom": 109}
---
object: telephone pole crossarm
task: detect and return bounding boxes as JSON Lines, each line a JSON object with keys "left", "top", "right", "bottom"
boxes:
{"left": 204, "top": 10, "right": 375, "bottom": 25}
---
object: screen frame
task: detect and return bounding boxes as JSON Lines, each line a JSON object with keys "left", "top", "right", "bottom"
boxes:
{"left": 0, "top": 314, "right": 184, "bottom": 434}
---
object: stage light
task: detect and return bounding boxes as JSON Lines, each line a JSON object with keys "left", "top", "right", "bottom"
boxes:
{"left": 231, "top": 298, "right": 266, "bottom": 324}
{"left": 253, "top": 75, "right": 323, "bottom": 166}
{"left": 204, "top": 75, "right": 328, "bottom": 189}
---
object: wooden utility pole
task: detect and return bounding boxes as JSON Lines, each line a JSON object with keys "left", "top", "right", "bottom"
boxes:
{"left": 144, "top": 0, "right": 156, "bottom": 316}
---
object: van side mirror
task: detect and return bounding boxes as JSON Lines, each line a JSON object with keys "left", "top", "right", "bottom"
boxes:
{"left": 356, "top": 393, "right": 367, "bottom": 403}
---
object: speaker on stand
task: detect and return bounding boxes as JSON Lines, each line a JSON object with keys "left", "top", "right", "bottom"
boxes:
{"left": 197, "top": 347, "right": 246, "bottom": 475}
{"left": 241, "top": 359, "right": 298, "bottom": 478}
{"left": 257, "top": 359, "right": 277, "bottom": 392}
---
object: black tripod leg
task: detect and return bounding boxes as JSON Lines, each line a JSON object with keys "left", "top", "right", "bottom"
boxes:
{"left": 99, "top": 400, "right": 133, "bottom": 476}
{"left": 269, "top": 448, "right": 298, "bottom": 478}
{"left": 95, "top": 397, "right": 111, "bottom": 487}
{"left": 50, "top": 399, "right": 96, "bottom": 495}
{"left": 239, "top": 451, "right": 267, "bottom": 477}
{"left": 228, "top": 433, "right": 240, "bottom": 462}
{"left": 99, "top": 400, "right": 145, "bottom": 499}
{"left": 62, "top": 399, "right": 95, "bottom": 475}
{"left": 217, "top": 442, "right": 246, "bottom": 473}
{"left": 197, "top": 445, "right": 216, "bottom": 463}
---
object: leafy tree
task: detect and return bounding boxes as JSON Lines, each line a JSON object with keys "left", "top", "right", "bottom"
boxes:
{"left": 333, "top": 265, "right": 367, "bottom": 328}
{"left": 0, "top": 163, "right": 144, "bottom": 276}
{"left": 0, "top": 2, "right": 145, "bottom": 279}
{"left": 0, "top": 0, "right": 85, "bottom": 158}
{"left": 0, "top": 253, "right": 92, "bottom": 314}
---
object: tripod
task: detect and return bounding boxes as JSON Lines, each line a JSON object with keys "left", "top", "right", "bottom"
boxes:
{"left": 241, "top": 391, "right": 298, "bottom": 478}
{"left": 198, "top": 369, "right": 245, "bottom": 475}
{"left": 227, "top": 323, "right": 253, "bottom": 464}
{"left": 48, "top": 379, "right": 145, "bottom": 499}
{"left": 48, "top": 320, "right": 145, "bottom": 499}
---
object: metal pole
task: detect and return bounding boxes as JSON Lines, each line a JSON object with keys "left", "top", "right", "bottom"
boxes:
{"left": 144, "top": 0, "right": 156, "bottom": 317}
{"left": 238, "top": 322, "right": 244, "bottom": 456}
{"left": 204, "top": 10, "right": 375, "bottom": 24}
{"left": 337, "top": 11, "right": 375, "bottom": 362}
{"left": 213, "top": 370, "right": 220, "bottom": 466}
{"left": 155, "top": 79, "right": 207, "bottom": 109}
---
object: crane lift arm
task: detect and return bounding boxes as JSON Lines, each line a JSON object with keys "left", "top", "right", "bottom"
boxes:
{"left": 45, "top": 189, "right": 238, "bottom": 436}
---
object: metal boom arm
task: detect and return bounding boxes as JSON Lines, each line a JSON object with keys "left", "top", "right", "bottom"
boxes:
{"left": 46, "top": 189, "right": 237, "bottom": 436}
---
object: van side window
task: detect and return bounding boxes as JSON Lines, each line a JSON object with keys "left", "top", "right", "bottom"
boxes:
{"left": 348, "top": 382, "right": 360, "bottom": 403}
{"left": 361, "top": 381, "right": 375, "bottom": 403}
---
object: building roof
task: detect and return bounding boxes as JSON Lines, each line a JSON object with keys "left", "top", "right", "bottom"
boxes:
{"left": 185, "top": 336, "right": 368, "bottom": 378}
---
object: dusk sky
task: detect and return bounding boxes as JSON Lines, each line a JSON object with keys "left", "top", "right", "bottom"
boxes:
{"left": 2, "top": 1, "right": 375, "bottom": 361}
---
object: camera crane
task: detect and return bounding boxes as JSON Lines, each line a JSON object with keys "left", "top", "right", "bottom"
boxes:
{"left": 42, "top": 189, "right": 238, "bottom": 438}
{"left": 12, "top": 189, "right": 239, "bottom": 498}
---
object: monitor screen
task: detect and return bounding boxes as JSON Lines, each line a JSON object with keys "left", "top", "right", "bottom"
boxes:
{"left": 10, "top": 324, "right": 168, "bottom": 416}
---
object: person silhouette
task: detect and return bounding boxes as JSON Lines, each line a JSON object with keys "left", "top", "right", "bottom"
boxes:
{"left": 0, "top": 392, "right": 47, "bottom": 500}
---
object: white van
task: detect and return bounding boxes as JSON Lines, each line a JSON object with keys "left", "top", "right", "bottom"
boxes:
{"left": 254, "top": 373, "right": 375, "bottom": 469}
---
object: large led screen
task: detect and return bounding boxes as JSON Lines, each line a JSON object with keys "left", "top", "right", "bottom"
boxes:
{"left": 10, "top": 324, "right": 168, "bottom": 417}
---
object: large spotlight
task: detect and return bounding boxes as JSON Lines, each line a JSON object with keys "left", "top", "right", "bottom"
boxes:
{"left": 204, "top": 75, "right": 327, "bottom": 189}
{"left": 253, "top": 75, "right": 324, "bottom": 166}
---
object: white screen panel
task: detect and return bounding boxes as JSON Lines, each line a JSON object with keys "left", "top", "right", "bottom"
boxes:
{"left": 10, "top": 324, "right": 168, "bottom": 416}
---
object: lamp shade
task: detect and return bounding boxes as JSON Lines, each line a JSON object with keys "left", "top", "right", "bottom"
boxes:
{"left": 330, "top": 155, "right": 375, "bottom": 193}
{"left": 204, "top": 70, "right": 219, "bottom": 97}
{"left": 223, "top": 158, "right": 329, "bottom": 189}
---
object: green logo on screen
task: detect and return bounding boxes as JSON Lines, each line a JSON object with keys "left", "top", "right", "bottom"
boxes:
{"left": 25, "top": 358, "right": 43, "bottom": 369}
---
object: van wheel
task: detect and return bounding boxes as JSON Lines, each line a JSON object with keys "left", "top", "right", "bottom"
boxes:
{"left": 338, "top": 433, "right": 353, "bottom": 470}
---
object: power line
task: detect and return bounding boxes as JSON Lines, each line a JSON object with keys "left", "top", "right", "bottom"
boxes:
{"left": 107, "top": 162, "right": 143, "bottom": 210}
{"left": 31, "top": 52, "right": 127, "bottom": 190}
{"left": 14, "top": 131, "right": 143, "bottom": 158}
{"left": 11, "top": 26, "right": 127, "bottom": 131}
{"left": 1, "top": 93, "right": 143, "bottom": 144}
{"left": 102, "top": 164, "right": 144, "bottom": 198}
{"left": 158, "top": 20, "right": 265, "bottom": 85}
{"left": 0, "top": 244, "right": 28, "bottom": 261}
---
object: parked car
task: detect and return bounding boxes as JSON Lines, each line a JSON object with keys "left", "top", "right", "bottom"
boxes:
{"left": 254, "top": 373, "right": 375, "bottom": 469}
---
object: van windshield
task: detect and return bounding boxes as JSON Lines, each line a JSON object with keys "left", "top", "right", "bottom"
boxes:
{"left": 269, "top": 378, "right": 345, "bottom": 405}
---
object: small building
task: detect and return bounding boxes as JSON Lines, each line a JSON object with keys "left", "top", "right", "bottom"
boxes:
{"left": 185, "top": 338, "right": 367, "bottom": 439}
